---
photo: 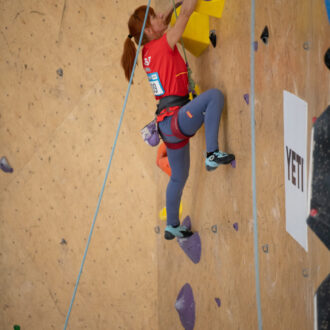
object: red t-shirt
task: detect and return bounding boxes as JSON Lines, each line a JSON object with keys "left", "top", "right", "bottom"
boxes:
{"left": 142, "top": 33, "right": 188, "bottom": 100}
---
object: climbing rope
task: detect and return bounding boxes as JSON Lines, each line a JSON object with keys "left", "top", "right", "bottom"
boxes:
{"left": 63, "top": 1, "right": 152, "bottom": 329}
{"left": 250, "top": 0, "right": 263, "bottom": 328}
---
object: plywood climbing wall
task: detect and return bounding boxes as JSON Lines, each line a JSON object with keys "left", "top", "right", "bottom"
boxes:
{"left": 0, "top": 0, "right": 329, "bottom": 329}
{"left": 0, "top": 0, "right": 159, "bottom": 328}
{"left": 155, "top": 0, "right": 330, "bottom": 329}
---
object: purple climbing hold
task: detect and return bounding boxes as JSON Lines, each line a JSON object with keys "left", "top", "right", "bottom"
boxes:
{"left": 233, "top": 222, "right": 239, "bottom": 231}
{"left": 182, "top": 216, "right": 192, "bottom": 231}
{"left": 254, "top": 41, "right": 258, "bottom": 51}
{"left": 231, "top": 160, "right": 236, "bottom": 168}
{"left": 178, "top": 233, "right": 201, "bottom": 264}
{"left": 0, "top": 157, "right": 13, "bottom": 173}
{"left": 175, "top": 283, "right": 195, "bottom": 330}
{"left": 244, "top": 94, "right": 249, "bottom": 105}
{"left": 215, "top": 298, "right": 221, "bottom": 307}
{"left": 177, "top": 217, "right": 201, "bottom": 264}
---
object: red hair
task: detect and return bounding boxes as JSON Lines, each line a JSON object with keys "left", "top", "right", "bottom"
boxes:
{"left": 121, "top": 6, "right": 156, "bottom": 81}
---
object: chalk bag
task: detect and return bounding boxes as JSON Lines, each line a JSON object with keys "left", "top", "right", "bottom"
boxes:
{"left": 140, "top": 119, "right": 160, "bottom": 147}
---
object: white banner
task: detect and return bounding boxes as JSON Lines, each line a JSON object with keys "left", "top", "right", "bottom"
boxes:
{"left": 283, "top": 91, "right": 308, "bottom": 251}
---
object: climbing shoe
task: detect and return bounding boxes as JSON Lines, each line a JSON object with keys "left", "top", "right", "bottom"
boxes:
{"left": 164, "top": 225, "right": 193, "bottom": 240}
{"left": 205, "top": 150, "right": 235, "bottom": 171}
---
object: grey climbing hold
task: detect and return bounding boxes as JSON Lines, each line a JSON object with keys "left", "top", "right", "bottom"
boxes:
{"left": 57, "top": 68, "right": 63, "bottom": 77}
{"left": 303, "top": 42, "right": 310, "bottom": 50}
{"left": 302, "top": 269, "right": 309, "bottom": 278}
{"left": 154, "top": 226, "right": 160, "bottom": 234}
{"left": 0, "top": 156, "right": 13, "bottom": 173}
{"left": 175, "top": 283, "right": 195, "bottom": 330}
{"left": 211, "top": 225, "right": 218, "bottom": 233}
{"left": 262, "top": 244, "right": 269, "bottom": 253}
{"left": 60, "top": 239, "right": 67, "bottom": 245}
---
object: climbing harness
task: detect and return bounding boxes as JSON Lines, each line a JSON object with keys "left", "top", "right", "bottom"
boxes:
{"left": 140, "top": 95, "right": 193, "bottom": 149}
{"left": 156, "top": 94, "right": 190, "bottom": 114}
{"left": 156, "top": 94, "right": 194, "bottom": 149}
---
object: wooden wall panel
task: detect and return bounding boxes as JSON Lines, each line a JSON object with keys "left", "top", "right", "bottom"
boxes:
{"left": 0, "top": 1, "right": 158, "bottom": 329}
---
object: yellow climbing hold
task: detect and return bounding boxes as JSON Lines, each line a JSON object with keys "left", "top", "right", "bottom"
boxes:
{"left": 159, "top": 202, "right": 183, "bottom": 221}
{"left": 195, "top": 0, "right": 226, "bottom": 18}
{"left": 189, "top": 83, "right": 201, "bottom": 100}
{"left": 171, "top": 7, "right": 210, "bottom": 57}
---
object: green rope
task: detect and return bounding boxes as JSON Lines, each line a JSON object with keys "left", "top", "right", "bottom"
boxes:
{"left": 171, "top": 0, "right": 196, "bottom": 94}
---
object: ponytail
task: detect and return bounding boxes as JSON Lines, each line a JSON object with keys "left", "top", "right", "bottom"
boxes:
{"left": 121, "top": 5, "right": 155, "bottom": 81}
{"left": 121, "top": 37, "right": 137, "bottom": 81}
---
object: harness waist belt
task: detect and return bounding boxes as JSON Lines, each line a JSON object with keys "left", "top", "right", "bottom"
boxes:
{"left": 156, "top": 95, "right": 190, "bottom": 115}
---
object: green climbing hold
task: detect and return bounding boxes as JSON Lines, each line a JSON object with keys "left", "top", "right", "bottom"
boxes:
{"left": 14, "top": 325, "right": 20, "bottom": 330}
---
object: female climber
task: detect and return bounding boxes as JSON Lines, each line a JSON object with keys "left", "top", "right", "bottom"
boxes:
{"left": 121, "top": 0, "right": 235, "bottom": 240}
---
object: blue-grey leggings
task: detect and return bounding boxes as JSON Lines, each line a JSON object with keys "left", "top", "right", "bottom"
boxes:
{"left": 158, "top": 89, "right": 224, "bottom": 226}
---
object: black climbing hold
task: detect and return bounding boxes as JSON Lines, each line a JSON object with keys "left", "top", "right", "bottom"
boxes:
{"left": 60, "top": 238, "right": 67, "bottom": 245}
{"left": 57, "top": 68, "right": 63, "bottom": 77}
{"left": 209, "top": 30, "right": 216, "bottom": 48}
{"left": 306, "top": 106, "right": 330, "bottom": 250}
{"left": 0, "top": 156, "right": 13, "bottom": 173}
{"left": 154, "top": 226, "right": 160, "bottom": 234}
{"left": 260, "top": 26, "right": 269, "bottom": 44}
{"left": 211, "top": 225, "right": 217, "bottom": 233}
{"left": 325, "top": 48, "right": 330, "bottom": 70}
{"left": 315, "top": 273, "right": 330, "bottom": 329}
